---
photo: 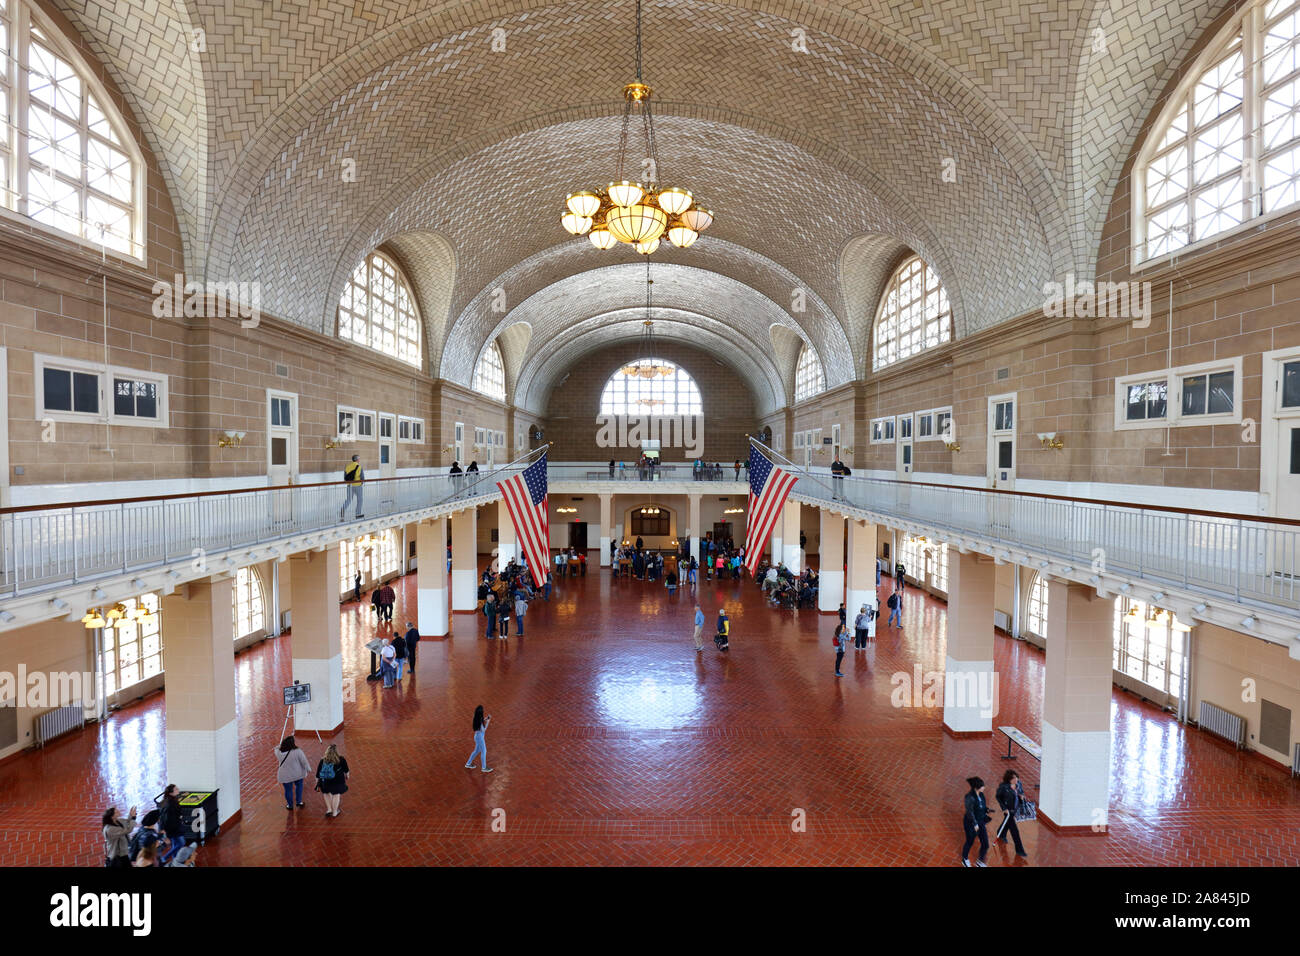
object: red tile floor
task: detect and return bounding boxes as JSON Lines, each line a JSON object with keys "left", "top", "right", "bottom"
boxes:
{"left": 3, "top": 558, "right": 1299, "bottom": 866}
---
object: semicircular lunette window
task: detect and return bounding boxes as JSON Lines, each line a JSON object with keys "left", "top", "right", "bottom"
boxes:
{"left": 337, "top": 251, "right": 423, "bottom": 368}
{"left": 794, "top": 344, "right": 825, "bottom": 402}
{"left": 1137, "top": 0, "right": 1300, "bottom": 262}
{"left": 472, "top": 340, "right": 506, "bottom": 402}
{"left": 872, "top": 255, "right": 952, "bottom": 372}
{"left": 600, "top": 358, "right": 702, "bottom": 416}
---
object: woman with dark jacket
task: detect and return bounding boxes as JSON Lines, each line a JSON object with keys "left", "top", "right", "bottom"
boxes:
{"left": 960, "top": 776, "right": 991, "bottom": 867}
{"left": 157, "top": 784, "right": 187, "bottom": 863}
{"left": 995, "top": 770, "right": 1030, "bottom": 858}
{"left": 102, "top": 805, "right": 136, "bottom": 867}
{"left": 316, "top": 744, "right": 351, "bottom": 818}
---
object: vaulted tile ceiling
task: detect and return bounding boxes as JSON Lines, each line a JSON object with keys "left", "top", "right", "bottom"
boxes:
{"left": 56, "top": 0, "right": 1231, "bottom": 411}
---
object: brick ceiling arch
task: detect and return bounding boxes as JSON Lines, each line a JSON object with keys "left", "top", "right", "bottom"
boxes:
{"left": 438, "top": 231, "right": 853, "bottom": 391}
{"left": 482, "top": 261, "right": 807, "bottom": 412}
{"left": 517, "top": 309, "right": 782, "bottom": 416}
{"left": 374, "top": 230, "right": 457, "bottom": 369}
{"left": 838, "top": 234, "right": 916, "bottom": 379}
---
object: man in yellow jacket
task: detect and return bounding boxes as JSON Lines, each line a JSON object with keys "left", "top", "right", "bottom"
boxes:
{"left": 339, "top": 454, "right": 364, "bottom": 521}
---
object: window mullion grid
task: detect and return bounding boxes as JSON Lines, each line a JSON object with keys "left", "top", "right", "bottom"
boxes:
{"left": 1243, "top": 2, "right": 1263, "bottom": 221}
{"left": 12, "top": 0, "right": 26, "bottom": 218}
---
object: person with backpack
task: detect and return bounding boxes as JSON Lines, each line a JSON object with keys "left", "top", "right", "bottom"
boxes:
{"left": 714, "top": 606, "right": 730, "bottom": 651}
{"left": 894, "top": 561, "right": 906, "bottom": 591}
{"left": 995, "top": 770, "right": 1030, "bottom": 859}
{"left": 833, "top": 622, "right": 849, "bottom": 677}
{"left": 157, "top": 784, "right": 188, "bottom": 863}
{"left": 339, "top": 454, "right": 364, "bottom": 520}
{"left": 961, "top": 776, "right": 992, "bottom": 867}
{"left": 887, "top": 590, "right": 903, "bottom": 629}
{"left": 128, "top": 809, "right": 163, "bottom": 864}
{"left": 465, "top": 705, "right": 493, "bottom": 773}
{"left": 370, "top": 586, "right": 383, "bottom": 624}
{"left": 391, "top": 630, "right": 408, "bottom": 681}
{"left": 102, "top": 805, "right": 136, "bottom": 867}
{"left": 275, "top": 737, "right": 314, "bottom": 810}
{"left": 379, "top": 638, "right": 397, "bottom": 687}
{"left": 316, "top": 744, "right": 351, "bottom": 818}
{"left": 483, "top": 591, "right": 499, "bottom": 639}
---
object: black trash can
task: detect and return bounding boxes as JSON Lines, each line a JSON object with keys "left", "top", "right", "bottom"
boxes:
{"left": 155, "top": 789, "right": 220, "bottom": 844}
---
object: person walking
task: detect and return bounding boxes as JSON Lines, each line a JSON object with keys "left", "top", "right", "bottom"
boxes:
{"left": 380, "top": 581, "right": 396, "bottom": 623}
{"left": 391, "top": 630, "right": 407, "bottom": 681}
{"left": 514, "top": 591, "right": 528, "bottom": 636}
{"left": 157, "top": 784, "right": 188, "bottom": 863}
{"left": 854, "top": 604, "right": 871, "bottom": 649}
{"left": 465, "top": 705, "right": 493, "bottom": 772}
{"left": 370, "top": 586, "right": 383, "bottom": 624}
{"left": 715, "top": 606, "right": 730, "bottom": 651}
{"left": 339, "top": 454, "right": 364, "bottom": 520}
{"left": 353, "top": 571, "right": 362, "bottom": 603}
{"left": 886, "top": 590, "right": 903, "bottom": 629}
{"left": 102, "top": 805, "right": 136, "bottom": 867}
{"left": 833, "top": 622, "right": 849, "bottom": 677}
{"left": 838, "top": 602, "right": 846, "bottom": 632}
{"left": 995, "top": 770, "right": 1030, "bottom": 858}
{"left": 128, "top": 810, "right": 163, "bottom": 864}
{"left": 894, "top": 560, "right": 906, "bottom": 591}
{"left": 608, "top": 458, "right": 616, "bottom": 479}
{"left": 960, "top": 776, "right": 991, "bottom": 867}
{"left": 543, "top": 570, "right": 552, "bottom": 601}
{"left": 315, "top": 744, "right": 350, "bottom": 818}
{"left": 449, "top": 460, "right": 463, "bottom": 495}
{"left": 275, "top": 737, "right": 314, "bottom": 810}
{"left": 498, "top": 591, "right": 511, "bottom": 639}
{"left": 404, "top": 622, "right": 420, "bottom": 673}
{"left": 692, "top": 604, "right": 705, "bottom": 652}
{"left": 483, "top": 591, "right": 498, "bottom": 639}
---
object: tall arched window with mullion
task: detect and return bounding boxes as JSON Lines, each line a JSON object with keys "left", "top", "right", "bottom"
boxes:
{"left": 233, "top": 567, "right": 266, "bottom": 641}
{"left": 1026, "top": 572, "right": 1049, "bottom": 640}
{"left": 600, "top": 359, "right": 702, "bottom": 416}
{"left": 872, "top": 256, "right": 952, "bottom": 371}
{"left": 794, "top": 344, "right": 825, "bottom": 402}
{"left": 472, "top": 340, "right": 506, "bottom": 402}
{"left": 337, "top": 251, "right": 423, "bottom": 368}
{"left": 1137, "top": 0, "right": 1300, "bottom": 262}
{"left": 0, "top": 0, "right": 144, "bottom": 258}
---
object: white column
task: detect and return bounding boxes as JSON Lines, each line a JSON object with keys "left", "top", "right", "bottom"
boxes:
{"left": 1040, "top": 579, "right": 1113, "bottom": 829}
{"left": 818, "top": 509, "right": 844, "bottom": 613}
{"left": 288, "top": 546, "right": 344, "bottom": 732}
{"left": 599, "top": 493, "right": 613, "bottom": 566}
{"left": 161, "top": 577, "right": 240, "bottom": 823}
{"left": 451, "top": 508, "right": 478, "bottom": 612}
{"left": 846, "top": 519, "right": 877, "bottom": 632}
{"left": 417, "top": 517, "right": 449, "bottom": 636}
{"left": 689, "top": 493, "right": 701, "bottom": 566}
{"left": 942, "top": 550, "right": 996, "bottom": 735}
{"left": 497, "top": 501, "right": 518, "bottom": 565}
{"left": 781, "top": 500, "right": 802, "bottom": 572}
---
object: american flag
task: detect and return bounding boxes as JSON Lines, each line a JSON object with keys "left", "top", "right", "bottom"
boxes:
{"left": 744, "top": 444, "right": 798, "bottom": 577}
{"left": 497, "top": 453, "right": 551, "bottom": 589}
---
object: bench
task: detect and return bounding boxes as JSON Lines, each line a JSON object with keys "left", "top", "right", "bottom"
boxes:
{"left": 998, "top": 725, "right": 1042, "bottom": 762}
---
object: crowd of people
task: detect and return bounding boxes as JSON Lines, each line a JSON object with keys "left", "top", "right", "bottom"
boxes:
{"left": 101, "top": 784, "right": 201, "bottom": 867}
{"left": 756, "top": 561, "right": 820, "bottom": 608}
{"left": 480, "top": 556, "right": 538, "bottom": 639}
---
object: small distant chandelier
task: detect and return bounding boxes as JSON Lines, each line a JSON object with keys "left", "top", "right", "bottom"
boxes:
{"left": 560, "top": 0, "right": 714, "bottom": 254}
{"left": 621, "top": 261, "right": 674, "bottom": 378}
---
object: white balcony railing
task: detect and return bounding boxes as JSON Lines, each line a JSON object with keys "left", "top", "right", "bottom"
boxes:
{"left": 0, "top": 466, "right": 521, "bottom": 598}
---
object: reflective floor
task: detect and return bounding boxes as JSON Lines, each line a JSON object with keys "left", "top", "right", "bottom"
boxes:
{"left": 3, "top": 559, "right": 1298, "bottom": 866}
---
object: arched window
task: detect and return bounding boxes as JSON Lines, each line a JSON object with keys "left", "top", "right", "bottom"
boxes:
{"left": 1113, "top": 597, "right": 1189, "bottom": 699}
{"left": 101, "top": 594, "right": 162, "bottom": 698}
{"left": 0, "top": 0, "right": 144, "bottom": 258}
{"left": 337, "top": 251, "right": 422, "bottom": 368}
{"left": 872, "top": 255, "right": 952, "bottom": 371}
{"left": 473, "top": 340, "right": 506, "bottom": 402}
{"left": 338, "top": 531, "right": 401, "bottom": 597}
{"left": 600, "top": 358, "right": 702, "bottom": 416}
{"left": 1136, "top": 0, "right": 1300, "bottom": 262}
{"left": 1025, "top": 572, "right": 1049, "bottom": 639}
{"left": 794, "top": 344, "right": 825, "bottom": 402}
{"left": 233, "top": 567, "right": 266, "bottom": 641}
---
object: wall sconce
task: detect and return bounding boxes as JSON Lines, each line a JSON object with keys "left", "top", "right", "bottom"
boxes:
{"left": 324, "top": 438, "right": 341, "bottom": 450}
{"left": 840, "top": 447, "right": 853, "bottom": 456}
{"left": 1036, "top": 432, "right": 1064, "bottom": 449}
{"left": 217, "top": 430, "right": 246, "bottom": 448}
{"left": 943, "top": 441, "right": 961, "bottom": 452}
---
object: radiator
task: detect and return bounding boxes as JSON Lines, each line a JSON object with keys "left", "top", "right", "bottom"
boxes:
{"left": 993, "top": 610, "right": 1010, "bottom": 632}
{"left": 1198, "top": 700, "right": 1246, "bottom": 749}
{"left": 35, "top": 703, "right": 84, "bottom": 747}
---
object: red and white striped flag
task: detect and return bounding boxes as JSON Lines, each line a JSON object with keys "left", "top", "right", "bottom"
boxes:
{"left": 744, "top": 444, "right": 798, "bottom": 577}
{"left": 496, "top": 453, "right": 551, "bottom": 589}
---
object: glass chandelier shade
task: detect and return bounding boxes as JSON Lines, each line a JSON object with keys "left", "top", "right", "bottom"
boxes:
{"left": 607, "top": 202, "right": 667, "bottom": 243}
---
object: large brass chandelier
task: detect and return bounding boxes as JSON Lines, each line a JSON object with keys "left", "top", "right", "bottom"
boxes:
{"left": 560, "top": 0, "right": 714, "bottom": 254}
{"left": 623, "top": 261, "right": 674, "bottom": 381}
